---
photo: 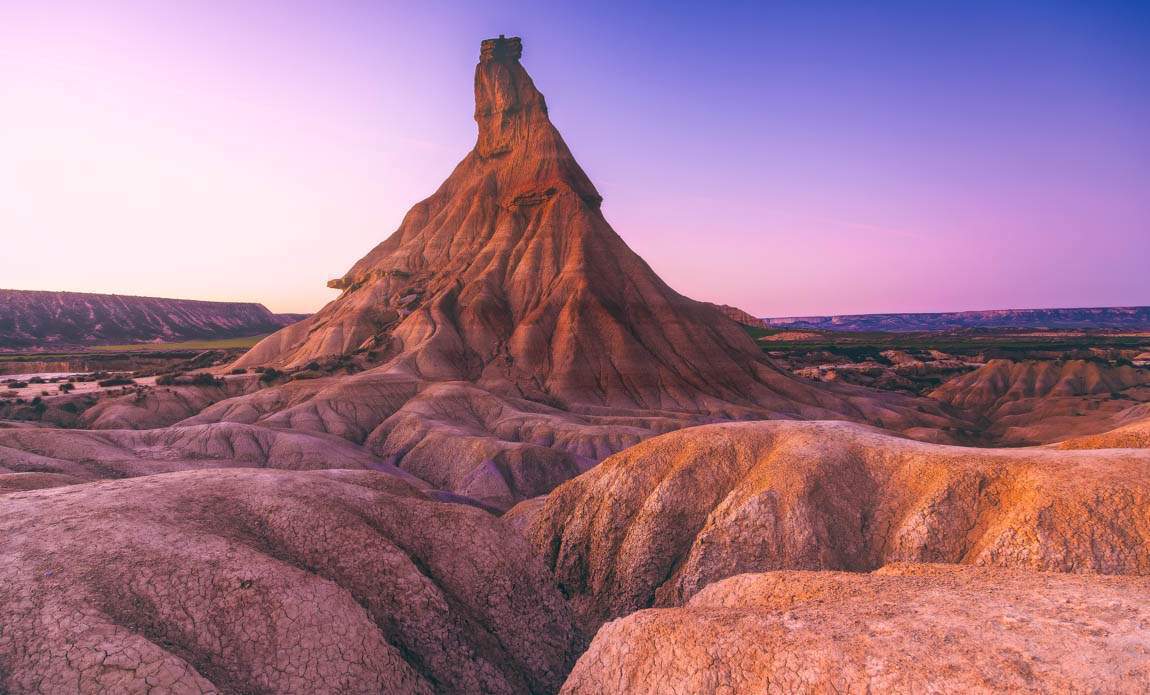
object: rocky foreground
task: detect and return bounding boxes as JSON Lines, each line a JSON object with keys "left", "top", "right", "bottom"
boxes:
{"left": 1, "top": 36, "right": 1149, "bottom": 694}
{"left": 562, "top": 565, "right": 1150, "bottom": 694}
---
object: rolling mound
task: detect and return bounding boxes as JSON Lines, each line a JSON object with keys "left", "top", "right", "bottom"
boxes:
{"left": 0, "top": 468, "right": 582, "bottom": 694}
{"left": 0, "top": 422, "right": 422, "bottom": 487}
{"left": 561, "top": 564, "right": 1150, "bottom": 694}
{"left": 525, "top": 420, "right": 1150, "bottom": 628}
{"left": 930, "top": 359, "right": 1150, "bottom": 444}
{"left": 932, "top": 358, "right": 1150, "bottom": 411}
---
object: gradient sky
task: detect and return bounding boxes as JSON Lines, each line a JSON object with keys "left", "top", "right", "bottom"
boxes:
{"left": 2, "top": 0, "right": 1148, "bottom": 316}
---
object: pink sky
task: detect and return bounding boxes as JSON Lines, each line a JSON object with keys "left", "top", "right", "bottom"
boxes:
{"left": 3, "top": 1, "right": 1147, "bottom": 316}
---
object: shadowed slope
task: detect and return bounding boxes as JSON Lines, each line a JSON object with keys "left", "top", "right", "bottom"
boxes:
{"left": 525, "top": 420, "right": 1150, "bottom": 628}
{"left": 0, "top": 469, "right": 583, "bottom": 694}
{"left": 561, "top": 565, "right": 1150, "bottom": 694}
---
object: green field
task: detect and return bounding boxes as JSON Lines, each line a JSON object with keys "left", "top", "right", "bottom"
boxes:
{"left": 89, "top": 335, "right": 268, "bottom": 352}
{"left": 744, "top": 325, "right": 1150, "bottom": 355}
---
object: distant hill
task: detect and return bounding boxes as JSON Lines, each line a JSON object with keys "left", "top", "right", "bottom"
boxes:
{"left": 764, "top": 306, "right": 1150, "bottom": 332}
{"left": 0, "top": 289, "right": 308, "bottom": 350}
{"left": 705, "top": 303, "right": 769, "bottom": 329}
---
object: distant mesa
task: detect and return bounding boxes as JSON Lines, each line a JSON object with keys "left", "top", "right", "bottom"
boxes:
{"left": 0, "top": 289, "right": 307, "bottom": 350}
{"left": 765, "top": 306, "right": 1150, "bottom": 332}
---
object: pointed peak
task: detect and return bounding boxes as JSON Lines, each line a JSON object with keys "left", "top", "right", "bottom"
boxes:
{"left": 474, "top": 36, "right": 547, "bottom": 158}
{"left": 480, "top": 35, "right": 523, "bottom": 63}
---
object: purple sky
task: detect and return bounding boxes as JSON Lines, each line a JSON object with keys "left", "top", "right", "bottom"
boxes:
{"left": 3, "top": 1, "right": 1148, "bottom": 316}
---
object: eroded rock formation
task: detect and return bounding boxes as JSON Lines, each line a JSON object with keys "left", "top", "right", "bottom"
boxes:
{"left": 188, "top": 36, "right": 965, "bottom": 506}
{"left": 526, "top": 420, "right": 1150, "bottom": 628}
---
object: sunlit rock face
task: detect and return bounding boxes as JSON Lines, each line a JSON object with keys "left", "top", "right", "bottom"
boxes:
{"left": 526, "top": 420, "right": 1150, "bottom": 629}
{"left": 560, "top": 565, "right": 1150, "bottom": 694}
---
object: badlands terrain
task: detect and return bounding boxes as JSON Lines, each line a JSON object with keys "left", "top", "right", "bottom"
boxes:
{"left": 2, "top": 36, "right": 1150, "bottom": 693}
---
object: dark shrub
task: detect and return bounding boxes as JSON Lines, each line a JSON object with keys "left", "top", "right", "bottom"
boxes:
{"left": 230, "top": 368, "right": 248, "bottom": 375}
{"left": 57, "top": 382, "right": 75, "bottom": 393}
{"left": 97, "top": 378, "right": 135, "bottom": 388}
{"left": 155, "top": 372, "right": 182, "bottom": 386}
{"left": 190, "top": 373, "right": 223, "bottom": 387}
{"left": 258, "top": 368, "right": 282, "bottom": 383}
{"left": 8, "top": 381, "right": 28, "bottom": 389}
{"left": 305, "top": 361, "right": 322, "bottom": 371}
{"left": 29, "top": 376, "right": 45, "bottom": 384}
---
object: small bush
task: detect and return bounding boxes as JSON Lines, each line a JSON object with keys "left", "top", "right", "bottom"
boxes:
{"left": 189, "top": 373, "right": 223, "bottom": 387}
{"left": 258, "top": 368, "right": 282, "bottom": 383}
{"left": 230, "top": 368, "right": 248, "bottom": 375}
{"left": 155, "top": 372, "right": 182, "bottom": 386}
{"left": 305, "top": 361, "right": 322, "bottom": 372}
{"left": 97, "top": 377, "right": 136, "bottom": 388}
{"left": 58, "top": 382, "right": 76, "bottom": 393}
{"left": 8, "top": 381, "right": 28, "bottom": 389}
{"left": 29, "top": 376, "right": 45, "bottom": 384}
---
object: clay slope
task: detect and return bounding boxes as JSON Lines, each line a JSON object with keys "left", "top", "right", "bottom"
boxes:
{"left": 179, "top": 369, "right": 710, "bottom": 509}
{"left": 931, "top": 359, "right": 1150, "bottom": 444}
{"left": 1052, "top": 408, "right": 1150, "bottom": 449}
{"left": 0, "top": 468, "right": 582, "bottom": 694}
{"left": 0, "top": 422, "right": 422, "bottom": 488}
{"left": 525, "top": 420, "right": 1150, "bottom": 628}
{"left": 81, "top": 380, "right": 258, "bottom": 430}
{"left": 561, "top": 564, "right": 1150, "bottom": 694}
